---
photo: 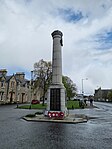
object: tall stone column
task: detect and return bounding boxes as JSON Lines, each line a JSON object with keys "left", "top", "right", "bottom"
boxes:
{"left": 52, "top": 30, "right": 63, "bottom": 85}
{"left": 47, "top": 30, "right": 67, "bottom": 115}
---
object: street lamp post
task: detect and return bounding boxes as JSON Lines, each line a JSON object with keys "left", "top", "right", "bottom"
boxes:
{"left": 82, "top": 78, "right": 88, "bottom": 96}
{"left": 29, "top": 70, "right": 34, "bottom": 109}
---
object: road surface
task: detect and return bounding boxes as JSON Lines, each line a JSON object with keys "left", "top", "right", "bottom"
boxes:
{"left": 0, "top": 102, "right": 112, "bottom": 149}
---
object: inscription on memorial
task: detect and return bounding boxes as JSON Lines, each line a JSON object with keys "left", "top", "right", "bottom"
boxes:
{"left": 50, "top": 88, "right": 61, "bottom": 111}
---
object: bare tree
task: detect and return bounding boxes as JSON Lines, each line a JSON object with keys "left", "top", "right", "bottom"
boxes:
{"left": 33, "top": 59, "right": 52, "bottom": 105}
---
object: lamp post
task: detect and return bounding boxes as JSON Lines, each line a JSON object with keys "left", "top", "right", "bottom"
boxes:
{"left": 29, "top": 70, "right": 33, "bottom": 109}
{"left": 82, "top": 78, "right": 88, "bottom": 96}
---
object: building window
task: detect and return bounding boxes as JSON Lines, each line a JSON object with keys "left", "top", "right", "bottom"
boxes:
{"left": 11, "top": 81, "right": 15, "bottom": 88}
{"left": 1, "top": 81, "right": 4, "bottom": 87}
{"left": 0, "top": 92, "right": 4, "bottom": 100}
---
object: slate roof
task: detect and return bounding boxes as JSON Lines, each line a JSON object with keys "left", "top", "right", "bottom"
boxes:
{"left": 0, "top": 73, "right": 30, "bottom": 85}
{"left": 6, "top": 76, "right": 13, "bottom": 82}
{"left": 14, "top": 76, "right": 30, "bottom": 87}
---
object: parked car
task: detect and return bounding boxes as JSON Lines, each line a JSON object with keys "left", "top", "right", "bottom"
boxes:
{"left": 31, "top": 100, "right": 40, "bottom": 104}
{"left": 75, "top": 94, "right": 84, "bottom": 101}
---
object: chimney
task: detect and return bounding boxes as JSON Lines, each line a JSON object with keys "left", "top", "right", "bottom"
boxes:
{"left": 0, "top": 69, "right": 7, "bottom": 76}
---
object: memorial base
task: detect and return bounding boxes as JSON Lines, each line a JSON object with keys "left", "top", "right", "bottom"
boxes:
{"left": 47, "top": 84, "right": 67, "bottom": 116}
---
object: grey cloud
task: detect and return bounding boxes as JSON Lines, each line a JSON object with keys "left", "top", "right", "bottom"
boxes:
{"left": 0, "top": 0, "right": 112, "bottom": 94}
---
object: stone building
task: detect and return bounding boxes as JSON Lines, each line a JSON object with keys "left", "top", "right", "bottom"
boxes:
{"left": 94, "top": 87, "right": 111, "bottom": 101}
{"left": 0, "top": 69, "right": 31, "bottom": 104}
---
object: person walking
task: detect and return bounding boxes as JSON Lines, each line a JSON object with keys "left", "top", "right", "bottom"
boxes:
{"left": 90, "top": 97, "right": 93, "bottom": 107}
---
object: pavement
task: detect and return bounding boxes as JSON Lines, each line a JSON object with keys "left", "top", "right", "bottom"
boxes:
{"left": 23, "top": 102, "right": 96, "bottom": 124}
{"left": 23, "top": 113, "right": 88, "bottom": 124}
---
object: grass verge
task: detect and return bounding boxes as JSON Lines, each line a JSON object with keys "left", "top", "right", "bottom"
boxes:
{"left": 18, "top": 100, "right": 80, "bottom": 110}
{"left": 67, "top": 100, "right": 79, "bottom": 109}
{"left": 18, "top": 104, "right": 47, "bottom": 109}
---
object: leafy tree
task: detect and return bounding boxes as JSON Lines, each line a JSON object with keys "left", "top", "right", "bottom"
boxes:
{"left": 33, "top": 59, "right": 52, "bottom": 105}
{"left": 62, "top": 76, "right": 77, "bottom": 100}
{"left": 107, "top": 90, "right": 112, "bottom": 101}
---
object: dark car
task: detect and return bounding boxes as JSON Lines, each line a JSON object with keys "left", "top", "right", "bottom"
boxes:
{"left": 31, "top": 100, "right": 40, "bottom": 104}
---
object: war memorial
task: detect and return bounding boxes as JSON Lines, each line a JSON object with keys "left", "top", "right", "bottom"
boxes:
{"left": 23, "top": 30, "right": 87, "bottom": 124}
{"left": 46, "top": 30, "right": 67, "bottom": 117}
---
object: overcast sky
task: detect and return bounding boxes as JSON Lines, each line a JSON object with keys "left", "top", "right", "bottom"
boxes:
{"left": 0, "top": 0, "right": 112, "bottom": 95}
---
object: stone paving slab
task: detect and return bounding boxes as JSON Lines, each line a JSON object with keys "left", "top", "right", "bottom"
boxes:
{"left": 23, "top": 114, "right": 88, "bottom": 124}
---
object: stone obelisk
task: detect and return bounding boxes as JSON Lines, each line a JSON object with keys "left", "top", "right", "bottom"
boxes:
{"left": 47, "top": 30, "right": 67, "bottom": 115}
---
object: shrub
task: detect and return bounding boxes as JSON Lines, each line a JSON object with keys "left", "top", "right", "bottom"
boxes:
{"left": 25, "top": 114, "right": 35, "bottom": 117}
{"left": 35, "top": 111, "right": 43, "bottom": 115}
